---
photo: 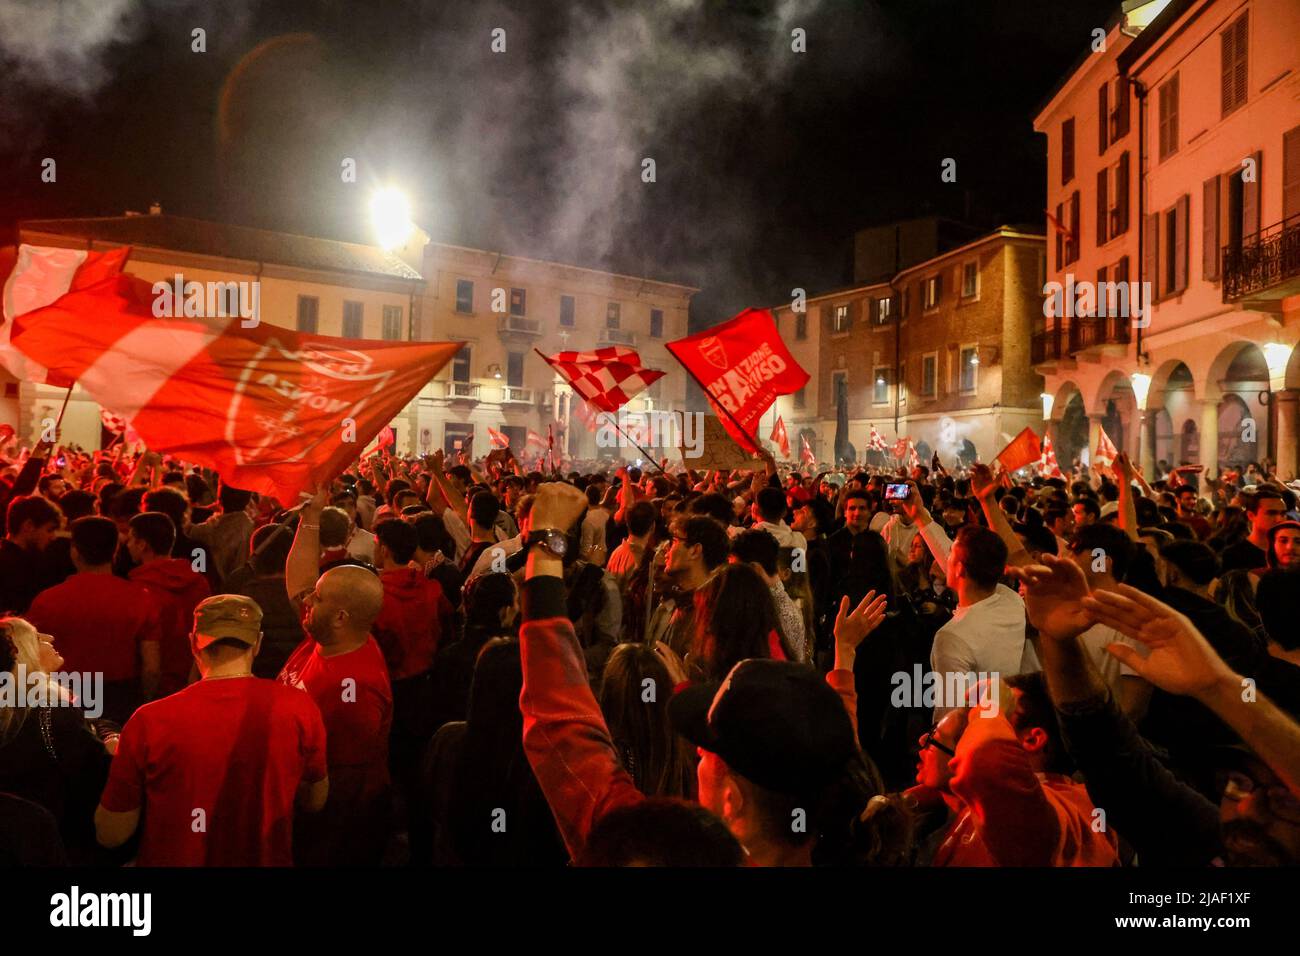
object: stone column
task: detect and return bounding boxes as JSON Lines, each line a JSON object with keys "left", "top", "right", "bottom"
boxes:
{"left": 1138, "top": 410, "right": 1154, "bottom": 481}
{"left": 1274, "top": 389, "right": 1299, "bottom": 482}
{"left": 1199, "top": 399, "right": 1220, "bottom": 477}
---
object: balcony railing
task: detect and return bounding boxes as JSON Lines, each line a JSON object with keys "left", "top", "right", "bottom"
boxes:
{"left": 1032, "top": 325, "right": 1064, "bottom": 365}
{"left": 501, "top": 386, "right": 534, "bottom": 404}
{"left": 600, "top": 326, "right": 637, "bottom": 347}
{"left": 445, "top": 381, "right": 480, "bottom": 401}
{"left": 1068, "top": 313, "right": 1130, "bottom": 353}
{"left": 498, "top": 314, "right": 542, "bottom": 336}
{"left": 1223, "top": 216, "right": 1300, "bottom": 302}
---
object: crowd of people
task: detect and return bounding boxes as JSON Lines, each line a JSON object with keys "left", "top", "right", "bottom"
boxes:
{"left": 2, "top": 433, "right": 1299, "bottom": 867}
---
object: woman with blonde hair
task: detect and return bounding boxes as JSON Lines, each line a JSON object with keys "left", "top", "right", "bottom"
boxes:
{"left": 0, "top": 617, "right": 111, "bottom": 862}
{"left": 599, "top": 642, "right": 696, "bottom": 800}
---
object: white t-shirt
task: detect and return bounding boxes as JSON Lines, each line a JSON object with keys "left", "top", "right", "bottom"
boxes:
{"left": 879, "top": 514, "right": 920, "bottom": 566}
{"left": 1078, "top": 622, "right": 1146, "bottom": 695}
{"left": 930, "top": 584, "right": 1029, "bottom": 718}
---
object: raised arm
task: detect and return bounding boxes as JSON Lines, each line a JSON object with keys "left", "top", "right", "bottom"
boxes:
{"left": 1113, "top": 452, "right": 1140, "bottom": 542}
{"left": 286, "top": 486, "right": 327, "bottom": 608}
{"left": 971, "top": 463, "right": 1030, "bottom": 567}
{"left": 900, "top": 480, "right": 952, "bottom": 575}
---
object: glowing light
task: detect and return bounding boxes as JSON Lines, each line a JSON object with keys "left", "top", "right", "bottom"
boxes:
{"left": 1130, "top": 372, "right": 1151, "bottom": 409}
{"left": 369, "top": 187, "right": 414, "bottom": 250}
{"left": 1040, "top": 392, "right": 1054, "bottom": 420}
{"left": 1262, "top": 342, "right": 1292, "bottom": 377}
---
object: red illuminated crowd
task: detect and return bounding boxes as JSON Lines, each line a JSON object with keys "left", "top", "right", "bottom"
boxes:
{"left": 2, "top": 436, "right": 1299, "bottom": 867}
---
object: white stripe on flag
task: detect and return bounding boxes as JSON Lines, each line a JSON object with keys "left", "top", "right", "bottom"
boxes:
{"left": 77, "top": 321, "right": 229, "bottom": 419}
{"left": 0, "top": 245, "right": 89, "bottom": 384}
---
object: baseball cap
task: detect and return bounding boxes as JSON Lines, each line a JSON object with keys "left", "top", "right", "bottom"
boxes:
{"left": 192, "top": 594, "right": 263, "bottom": 649}
{"left": 668, "top": 659, "right": 858, "bottom": 795}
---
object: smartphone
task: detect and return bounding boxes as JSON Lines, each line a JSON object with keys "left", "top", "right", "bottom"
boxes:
{"left": 885, "top": 483, "right": 909, "bottom": 500}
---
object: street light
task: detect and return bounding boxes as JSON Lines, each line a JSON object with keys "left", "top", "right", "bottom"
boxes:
{"left": 1040, "top": 392, "right": 1054, "bottom": 420}
{"left": 369, "top": 187, "right": 414, "bottom": 250}
{"left": 1130, "top": 372, "right": 1152, "bottom": 409}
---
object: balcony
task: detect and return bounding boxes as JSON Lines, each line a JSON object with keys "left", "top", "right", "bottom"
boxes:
{"left": 445, "top": 381, "right": 481, "bottom": 405}
{"left": 1068, "top": 313, "right": 1130, "bottom": 356}
{"left": 498, "top": 314, "right": 542, "bottom": 338}
{"left": 501, "top": 386, "right": 534, "bottom": 404}
{"left": 1031, "top": 325, "right": 1065, "bottom": 367}
{"left": 1223, "top": 216, "right": 1300, "bottom": 306}
{"left": 599, "top": 326, "right": 637, "bottom": 347}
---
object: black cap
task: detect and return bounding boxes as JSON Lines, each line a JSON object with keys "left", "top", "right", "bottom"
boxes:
{"left": 668, "top": 659, "right": 858, "bottom": 795}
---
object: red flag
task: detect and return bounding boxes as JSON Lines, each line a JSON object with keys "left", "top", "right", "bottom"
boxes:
{"left": 1094, "top": 426, "right": 1119, "bottom": 466}
{"left": 10, "top": 263, "right": 461, "bottom": 501}
{"left": 539, "top": 346, "right": 664, "bottom": 413}
{"left": 996, "top": 427, "right": 1043, "bottom": 473}
{"left": 770, "top": 415, "right": 790, "bottom": 458}
{"left": 376, "top": 426, "right": 396, "bottom": 449}
{"left": 908, "top": 441, "right": 920, "bottom": 470}
{"left": 487, "top": 426, "right": 510, "bottom": 449}
{"left": 0, "top": 424, "right": 14, "bottom": 446}
{"left": 2, "top": 244, "right": 132, "bottom": 387}
{"left": 800, "top": 433, "right": 816, "bottom": 466}
{"left": 1039, "top": 435, "right": 1064, "bottom": 478}
{"left": 526, "top": 428, "right": 546, "bottom": 450}
{"left": 666, "top": 308, "right": 809, "bottom": 453}
{"left": 868, "top": 425, "right": 887, "bottom": 452}
{"left": 571, "top": 398, "right": 598, "bottom": 432}
{"left": 892, "top": 437, "right": 909, "bottom": 460}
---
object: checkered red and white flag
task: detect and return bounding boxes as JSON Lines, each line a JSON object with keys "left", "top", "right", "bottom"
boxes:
{"left": 1039, "top": 434, "right": 1064, "bottom": 478}
{"left": 908, "top": 441, "right": 920, "bottom": 470}
{"left": 539, "top": 346, "right": 665, "bottom": 414}
{"left": 868, "top": 425, "right": 887, "bottom": 452}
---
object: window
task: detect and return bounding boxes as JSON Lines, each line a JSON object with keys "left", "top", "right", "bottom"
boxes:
{"left": 898, "top": 361, "right": 907, "bottom": 406}
{"left": 1221, "top": 13, "right": 1248, "bottom": 117}
{"left": 873, "top": 297, "right": 893, "bottom": 325}
{"left": 872, "top": 367, "right": 889, "bottom": 405}
{"left": 502, "top": 426, "right": 526, "bottom": 450}
{"left": 794, "top": 385, "right": 806, "bottom": 408}
{"left": 296, "top": 295, "right": 319, "bottom": 333}
{"left": 924, "top": 275, "right": 941, "bottom": 310}
{"left": 1158, "top": 75, "right": 1179, "bottom": 161}
{"left": 1109, "top": 76, "right": 1131, "bottom": 142}
{"left": 507, "top": 351, "right": 524, "bottom": 388}
{"left": 444, "top": 423, "right": 474, "bottom": 456}
{"left": 1151, "top": 195, "right": 1190, "bottom": 299}
{"left": 1097, "top": 265, "right": 1110, "bottom": 316}
{"left": 342, "top": 300, "right": 363, "bottom": 339}
{"left": 452, "top": 345, "right": 471, "bottom": 383}
{"left": 650, "top": 308, "right": 664, "bottom": 338}
{"left": 455, "top": 279, "right": 474, "bottom": 313}
{"left": 833, "top": 304, "right": 851, "bottom": 333}
{"left": 509, "top": 288, "right": 527, "bottom": 316}
{"left": 959, "top": 347, "right": 978, "bottom": 393}
{"left": 560, "top": 295, "right": 576, "bottom": 327}
{"left": 1059, "top": 191, "right": 1080, "bottom": 265}
{"left": 1061, "top": 118, "right": 1075, "bottom": 185}
{"left": 606, "top": 302, "right": 621, "bottom": 327}
{"left": 961, "top": 262, "right": 978, "bottom": 298}
{"left": 922, "top": 354, "right": 937, "bottom": 397}
{"left": 1098, "top": 82, "right": 1109, "bottom": 154}
{"left": 1112, "top": 152, "right": 1130, "bottom": 237}
{"left": 795, "top": 313, "right": 807, "bottom": 340}
{"left": 1284, "top": 124, "right": 1300, "bottom": 226}
{"left": 382, "top": 305, "right": 403, "bottom": 341}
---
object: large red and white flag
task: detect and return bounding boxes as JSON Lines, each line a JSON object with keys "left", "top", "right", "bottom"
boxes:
{"left": 8, "top": 254, "right": 461, "bottom": 501}
{"left": 892, "top": 437, "right": 909, "bottom": 460}
{"left": 995, "top": 427, "right": 1043, "bottom": 474}
{"left": 868, "top": 425, "right": 888, "bottom": 452}
{"left": 1, "top": 244, "right": 134, "bottom": 387}
{"left": 800, "top": 432, "right": 816, "bottom": 466}
{"left": 666, "top": 308, "right": 809, "bottom": 454}
{"left": 1094, "top": 426, "right": 1119, "bottom": 467}
{"left": 539, "top": 346, "right": 664, "bottom": 414}
{"left": 487, "top": 426, "right": 510, "bottom": 449}
{"left": 770, "top": 415, "right": 790, "bottom": 459}
{"left": 908, "top": 441, "right": 920, "bottom": 470}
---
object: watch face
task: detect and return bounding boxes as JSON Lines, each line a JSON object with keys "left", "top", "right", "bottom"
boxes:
{"left": 547, "top": 532, "right": 568, "bottom": 556}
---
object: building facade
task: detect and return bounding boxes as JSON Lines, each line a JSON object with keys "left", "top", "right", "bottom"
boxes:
{"left": 1, "top": 212, "right": 697, "bottom": 462}
{"left": 771, "top": 227, "right": 1047, "bottom": 465}
{"left": 1035, "top": 0, "right": 1300, "bottom": 479}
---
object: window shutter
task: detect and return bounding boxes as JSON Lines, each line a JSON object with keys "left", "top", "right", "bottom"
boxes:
{"left": 1169, "top": 75, "right": 1179, "bottom": 154}
{"left": 1062, "top": 118, "right": 1075, "bottom": 185}
{"left": 1069, "top": 190, "right": 1081, "bottom": 263}
{"left": 1234, "top": 14, "right": 1249, "bottom": 110}
{"left": 1099, "top": 83, "right": 1109, "bottom": 154}
{"left": 1055, "top": 203, "right": 1064, "bottom": 269}
{"left": 1203, "top": 175, "right": 1221, "bottom": 280}
{"left": 1158, "top": 83, "right": 1169, "bottom": 158}
{"left": 1115, "top": 256, "right": 1129, "bottom": 286}
{"left": 1144, "top": 213, "right": 1160, "bottom": 302}
{"left": 1242, "top": 150, "right": 1262, "bottom": 238}
{"left": 1097, "top": 265, "right": 1109, "bottom": 317}
{"left": 1284, "top": 124, "right": 1300, "bottom": 223}
{"left": 1174, "top": 195, "right": 1190, "bottom": 294}
{"left": 1115, "top": 77, "right": 1130, "bottom": 138}
{"left": 1115, "top": 152, "right": 1130, "bottom": 234}
{"left": 1097, "top": 169, "right": 1109, "bottom": 246}
{"left": 1221, "top": 21, "right": 1236, "bottom": 116}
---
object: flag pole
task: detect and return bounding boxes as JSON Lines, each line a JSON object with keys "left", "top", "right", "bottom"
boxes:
{"left": 54, "top": 384, "right": 74, "bottom": 430}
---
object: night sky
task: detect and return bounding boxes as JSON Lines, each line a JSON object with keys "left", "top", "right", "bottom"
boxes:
{"left": 0, "top": 0, "right": 1116, "bottom": 325}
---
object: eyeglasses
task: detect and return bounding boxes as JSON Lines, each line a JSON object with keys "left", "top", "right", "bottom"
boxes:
{"left": 919, "top": 727, "right": 956, "bottom": 757}
{"left": 1222, "top": 771, "right": 1300, "bottom": 823}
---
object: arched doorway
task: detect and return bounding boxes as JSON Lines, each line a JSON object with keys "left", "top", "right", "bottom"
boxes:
{"left": 1153, "top": 362, "right": 1194, "bottom": 466}
{"left": 1180, "top": 419, "right": 1199, "bottom": 464}
{"left": 1057, "top": 393, "right": 1088, "bottom": 467}
{"left": 1218, "top": 394, "right": 1254, "bottom": 467}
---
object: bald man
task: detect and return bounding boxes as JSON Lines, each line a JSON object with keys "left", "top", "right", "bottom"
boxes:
{"left": 282, "top": 494, "right": 395, "bottom": 865}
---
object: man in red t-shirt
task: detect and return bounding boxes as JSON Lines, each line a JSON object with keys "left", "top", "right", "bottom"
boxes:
{"left": 280, "top": 549, "right": 394, "bottom": 866}
{"left": 126, "top": 512, "right": 212, "bottom": 696}
{"left": 27, "top": 516, "right": 162, "bottom": 723}
{"left": 95, "top": 595, "right": 329, "bottom": 866}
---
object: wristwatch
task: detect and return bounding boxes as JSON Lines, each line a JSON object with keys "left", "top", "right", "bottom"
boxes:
{"left": 525, "top": 528, "right": 568, "bottom": 559}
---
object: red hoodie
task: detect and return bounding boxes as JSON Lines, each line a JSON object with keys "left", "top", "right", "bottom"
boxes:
{"left": 130, "top": 557, "right": 212, "bottom": 696}
{"left": 372, "top": 565, "right": 453, "bottom": 681}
